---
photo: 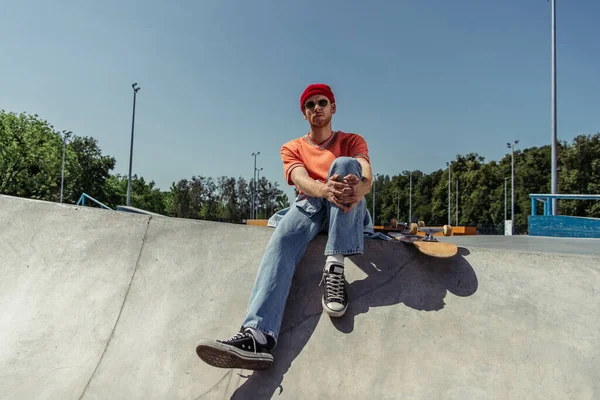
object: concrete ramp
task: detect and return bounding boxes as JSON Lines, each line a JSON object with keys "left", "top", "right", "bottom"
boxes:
{"left": 0, "top": 195, "right": 150, "bottom": 399}
{"left": 1, "top": 194, "right": 598, "bottom": 399}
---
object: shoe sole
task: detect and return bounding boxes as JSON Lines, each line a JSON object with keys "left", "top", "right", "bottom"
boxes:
{"left": 322, "top": 297, "right": 347, "bottom": 317}
{"left": 196, "top": 341, "right": 273, "bottom": 370}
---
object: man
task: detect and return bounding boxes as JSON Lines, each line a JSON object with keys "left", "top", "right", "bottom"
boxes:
{"left": 196, "top": 83, "right": 373, "bottom": 370}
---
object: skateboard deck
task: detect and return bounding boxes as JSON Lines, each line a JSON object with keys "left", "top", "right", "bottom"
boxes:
{"left": 375, "top": 219, "right": 423, "bottom": 235}
{"left": 388, "top": 223, "right": 458, "bottom": 258}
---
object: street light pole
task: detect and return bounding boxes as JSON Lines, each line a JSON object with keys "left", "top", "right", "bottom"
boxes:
{"left": 251, "top": 152, "right": 260, "bottom": 219}
{"left": 372, "top": 174, "right": 379, "bottom": 226}
{"left": 455, "top": 179, "right": 458, "bottom": 226}
{"left": 504, "top": 177, "right": 509, "bottom": 224}
{"left": 409, "top": 172, "right": 412, "bottom": 223}
{"left": 507, "top": 140, "right": 519, "bottom": 234}
{"left": 397, "top": 190, "right": 400, "bottom": 222}
{"left": 551, "top": 0, "right": 558, "bottom": 215}
{"left": 60, "top": 130, "right": 71, "bottom": 203}
{"left": 372, "top": 175, "right": 376, "bottom": 226}
{"left": 256, "top": 167, "right": 263, "bottom": 219}
{"left": 446, "top": 162, "right": 452, "bottom": 225}
{"left": 127, "top": 82, "right": 141, "bottom": 206}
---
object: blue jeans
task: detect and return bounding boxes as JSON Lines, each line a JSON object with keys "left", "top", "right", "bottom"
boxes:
{"left": 242, "top": 157, "right": 371, "bottom": 344}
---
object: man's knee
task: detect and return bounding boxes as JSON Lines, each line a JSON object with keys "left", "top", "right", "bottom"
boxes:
{"left": 273, "top": 205, "right": 320, "bottom": 242}
{"left": 329, "top": 156, "right": 362, "bottom": 177}
{"left": 331, "top": 156, "right": 359, "bottom": 169}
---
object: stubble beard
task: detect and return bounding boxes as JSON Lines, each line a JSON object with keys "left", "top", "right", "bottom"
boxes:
{"left": 310, "top": 114, "right": 332, "bottom": 129}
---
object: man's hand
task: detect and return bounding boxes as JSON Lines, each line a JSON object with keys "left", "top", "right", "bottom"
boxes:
{"left": 323, "top": 173, "right": 368, "bottom": 213}
{"left": 340, "top": 174, "right": 365, "bottom": 212}
{"left": 290, "top": 161, "right": 372, "bottom": 214}
{"left": 322, "top": 174, "right": 353, "bottom": 212}
{"left": 341, "top": 174, "right": 360, "bottom": 202}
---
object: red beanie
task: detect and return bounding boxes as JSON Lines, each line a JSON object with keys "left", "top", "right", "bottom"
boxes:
{"left": 300, "top": 83, "right": 335, "bottom": 112}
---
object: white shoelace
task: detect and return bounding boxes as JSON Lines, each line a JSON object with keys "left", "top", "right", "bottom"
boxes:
{"left": 320, "top": 271, "right": 345, "bottom": 301}
{"left": 226, "top": 331, "right": 257, "bottom": 353}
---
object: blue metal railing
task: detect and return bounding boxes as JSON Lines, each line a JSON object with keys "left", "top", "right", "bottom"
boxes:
{"left": 529, "top": 193, "right": 600, "bottom": 216}
{"left": 76, "top": 193, "right": 112, "bottom": 210}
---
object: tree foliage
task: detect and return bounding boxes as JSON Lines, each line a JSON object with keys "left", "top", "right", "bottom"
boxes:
{"left": 365, "top": 137, "right": 600, "bottom": 232}
{"left": 1, "top": 111, "right": 599, "bottom": 229}
{"left": 0, "top": 111, "right": 63, "bottom": 199}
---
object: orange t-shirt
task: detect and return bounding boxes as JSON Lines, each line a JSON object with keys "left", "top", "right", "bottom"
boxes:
{"left": 280, "top": 130, "right": 370, "bottom": 192}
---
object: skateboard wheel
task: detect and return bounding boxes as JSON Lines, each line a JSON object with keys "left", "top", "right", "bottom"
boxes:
{"left": 418, "top": 220, "right": 425, "bottom": 228}
{"left": 443, "top": 225, "right": 452, "bottom": 236}
{"left": 409, "top": 223, "right": 418, "bottom": 235}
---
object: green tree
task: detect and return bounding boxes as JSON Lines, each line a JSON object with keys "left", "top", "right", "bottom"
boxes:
{"left": 166, "top": 179, "right": 194, "bottom": 218}
{"left": 218, "top": 176, "right": 239, "bottom": 221}
{"left": 236, "top": 177, "right": 251, "bottom": 220}
{"left": 276, "top": 192, "right": 289, "bottom": 212}
{"left": 1, "top": 111, "right": 118, "bottom": 206}
{"left": 559, "top": 134, "right": 600, "bottom": 217}
{"left": 66, "top": 136, "right": 116, "bottom": 204}
{"left": 0, "top": 111, "right": 63, "bottom": 200}
{"left": 199, "top": 177, "right": 218, "bottom": 220}
{"left": 103, "top": 174, "right": 167, "bottom": 214}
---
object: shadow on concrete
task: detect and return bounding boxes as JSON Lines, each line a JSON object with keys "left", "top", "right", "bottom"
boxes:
{"left": 230, "top": 237, "right": 478, "bottom": 399}
{"left": 333, "top": 242, "right": 478, "bottom": 334}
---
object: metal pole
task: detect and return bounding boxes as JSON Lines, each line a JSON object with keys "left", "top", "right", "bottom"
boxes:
{"left": 127, "top": 83, "right": 140, "bottom": 206}
{"left": 254, "top": 168, "right": 262, "bottom": 219}
{"left": 504, "top": 177, "right": 508, "bottom": 223}
{"left": 60, "top": 132, "right": 67, "bottom": 203}
{"left": 551, "top": 0, "right": 558, "bottom": 215}
{"left": 251, "top": 152, "right": 259, "bottom": 219}
{"left": 511, "top": 146, "right": 515, "bottom": 234}
{"left": 397, "top": 190, "right": 400, "bottom": 222}
{"left": 372, "top": 176, "right": 376, "bottom": 226}
{"left": 505, "top": 140, "right": 518, "bottom": 234}
{"left": 252, "top": 164, "right": 255, "bottom": 219}
{"left": 447, "top": 162, "right": 451, "bottom": 225}
{"left": 409, "top": 173, "right": 412, "bottom": 222}
{"left": 455, "top": 179, "right": 458, "bottom": 226}
{"left": 252, "top": 158, "right": 255, "bottom": 219}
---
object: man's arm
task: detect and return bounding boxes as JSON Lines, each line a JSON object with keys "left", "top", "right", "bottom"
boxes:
{"left": 290, "top": 158, "right": 373, "bottom": 213}
{"left": 289, "top": 166, "right": 326, "bottom": 198}
{"left": 290, "top": 166, "right": 353, "bottom": 209}
{"left": 354, "top": 157, "right": 373, "bottom": 198}
{"left": 334, "top": 157, "right": 372, "bottom": 212}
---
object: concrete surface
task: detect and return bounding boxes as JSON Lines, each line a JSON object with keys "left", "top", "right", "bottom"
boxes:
{"left": 437, "top": 235, "right": 600, "bottom": 257}
{"left": 1, "top": 194, "right": 599, "bottom": 399}
{"left": 0, "top": 195, "right": 150, "bottom": 400}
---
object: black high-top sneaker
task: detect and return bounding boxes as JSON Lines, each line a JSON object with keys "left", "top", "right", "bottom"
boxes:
{"left": 320, "top": 264, "right": 348, "bottom": 317}
{"left": 196, "top": 327, "right": 275, "bottom": 370}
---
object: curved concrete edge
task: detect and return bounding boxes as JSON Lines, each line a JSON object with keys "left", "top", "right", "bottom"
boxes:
{"left": 0, "top": 195, "right": 150, "bottom": 400}
{"left": 116, "top": 205, "right": 168, "bottom": 217}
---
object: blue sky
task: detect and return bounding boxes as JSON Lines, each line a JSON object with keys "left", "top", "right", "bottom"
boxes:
{"left": 1, "top": 0, "right": 598, "bottom": 202}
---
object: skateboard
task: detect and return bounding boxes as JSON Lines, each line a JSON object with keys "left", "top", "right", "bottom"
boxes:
{"left": 387, "top": 222, "right": 458, "bottom": 258}
{"left": 376, "top": 218, "right": 424, "bottom": 235}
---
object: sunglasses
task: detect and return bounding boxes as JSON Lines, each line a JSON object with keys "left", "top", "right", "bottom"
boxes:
{"left": 304, "top": 99, "right": 329, "bottom": 109}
